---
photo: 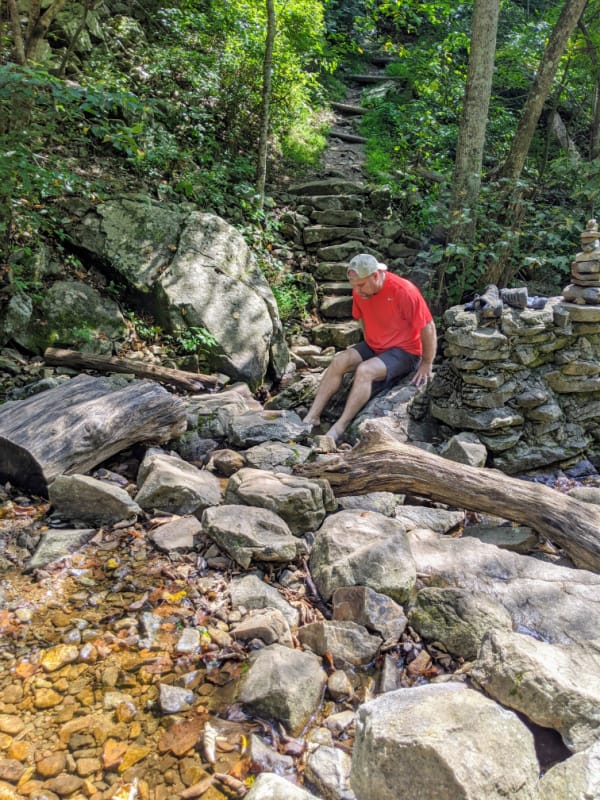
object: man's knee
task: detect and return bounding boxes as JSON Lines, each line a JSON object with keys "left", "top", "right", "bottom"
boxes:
{"left": 330, "top": 349, "right": 360, "bottom": 374}
{"left": 354, "top": 357, "right": 386, "bottom": 383}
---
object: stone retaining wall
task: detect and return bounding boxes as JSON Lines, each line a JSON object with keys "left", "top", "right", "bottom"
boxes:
{"left": 429, "top": 299, "right": 600, "bottom": 473}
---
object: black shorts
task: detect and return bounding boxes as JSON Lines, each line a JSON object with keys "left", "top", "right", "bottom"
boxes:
{"left": 353, "top": 341, "right": 420, "bottom": 397}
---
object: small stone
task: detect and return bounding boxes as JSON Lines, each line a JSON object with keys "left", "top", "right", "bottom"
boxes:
{"left": 327, "top": 670, "right": 354, "bottom": 701}
{"left": 40, "top": 644, "right": 79, "bottom": 673}
{"left": 43, "top": 774, "right": 83, "bottom": 796}
{"left": 76, "top": 757, "right": 101, "bottom": 777}
{"left": 0, "top": 758, "right": 25, "bottom": 782}
{"left": 34, "top": 688, "right": 63, "bottom": 709}
{"left": 0, "top": 716, "right": 24, "bottom": 735}
{"left": 36, "top": 752, "right": 67, "bottom": 778}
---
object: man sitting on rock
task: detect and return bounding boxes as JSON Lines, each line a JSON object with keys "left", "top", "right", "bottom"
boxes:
{"left": 303, "top": 253, "right": 437, "bottom": 443}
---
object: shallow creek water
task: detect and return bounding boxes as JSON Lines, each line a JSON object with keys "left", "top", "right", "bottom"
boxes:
{"left": 1, "top": 458, "right": 594, "bottom": 799}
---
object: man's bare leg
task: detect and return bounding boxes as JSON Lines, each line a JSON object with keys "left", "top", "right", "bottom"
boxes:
{"left": 326, "top": 357, "right": 387, "bottom": 442}
{"left": 304, "top": 348, "right": 363, "bottom": 428}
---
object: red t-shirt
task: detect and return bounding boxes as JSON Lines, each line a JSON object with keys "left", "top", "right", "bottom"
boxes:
{"left": 352, "top": 272, "right": 433, "bottom": 355}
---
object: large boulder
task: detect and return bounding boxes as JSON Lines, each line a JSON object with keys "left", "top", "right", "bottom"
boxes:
{"left": 351, "top": 684, "right": 539, "bottom": 800}
{"left": 62, "top": 197, "right": 288, "bottom": 385}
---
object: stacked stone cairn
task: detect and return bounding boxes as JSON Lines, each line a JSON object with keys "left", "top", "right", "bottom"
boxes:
{"left": 562, "top": 218, "right": 600, "bottom": 305}
{"left": 429, "top": 218, "right": 600, "bottom": 474}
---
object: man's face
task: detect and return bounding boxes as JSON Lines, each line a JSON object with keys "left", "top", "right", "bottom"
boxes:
{"left": 348, "top": 270, "right": 382, "bottom": 298}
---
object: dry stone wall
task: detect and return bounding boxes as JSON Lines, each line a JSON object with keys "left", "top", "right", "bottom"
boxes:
{"left": 430, "top": 298, "right": 600, "bottom": 473}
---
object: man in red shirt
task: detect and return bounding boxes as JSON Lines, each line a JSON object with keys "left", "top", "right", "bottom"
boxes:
{"left": 304, "top": 253, "right": 437, "bottom": 443}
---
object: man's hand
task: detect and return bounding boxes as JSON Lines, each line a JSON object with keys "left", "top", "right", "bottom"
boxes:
{"left": 411, "top": 361, "right": 433, "bottom": 388}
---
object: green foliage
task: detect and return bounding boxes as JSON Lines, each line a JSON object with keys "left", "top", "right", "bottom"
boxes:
{"left": 126, "top": 311, "right": 218, "bottom": 361}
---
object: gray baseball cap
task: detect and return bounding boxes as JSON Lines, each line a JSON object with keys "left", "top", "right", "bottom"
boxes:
{"left": 347, "top": 253, "right": 387, "bottom": 279}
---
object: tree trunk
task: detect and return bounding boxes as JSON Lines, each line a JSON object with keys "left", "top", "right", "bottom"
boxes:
{"left": 0, "top": 374, "right": 187, "bottom": 496}
{"left": 435, "top": 0, "right": 500, "bottom": 309}
{"left": 43, "top": 348, "right": 220, "bottom": 392}
{"left": 294, "top": 425, "right": 600, "bottom": 573}
{"left": 256, "top": 0, "right": 276, "bottom": 207}
{"left": 500, "top": 0, "right": 589, "bottom": 181}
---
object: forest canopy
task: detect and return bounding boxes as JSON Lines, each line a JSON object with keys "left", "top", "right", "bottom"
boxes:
{"left": 1, "top": 0, "right": 599, "bottom": 308}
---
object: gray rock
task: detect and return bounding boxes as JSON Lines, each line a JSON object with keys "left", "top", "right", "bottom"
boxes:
{"left": 472, "top": 629, "right": 600, "bottom": 752}
{"left": 409, "top": 530, "right": 600, "bottom": 644}
{"left": 538, "top": 741, "right": 600, "bottom": 799}
{"left": 337, "top": 492, "right": 402, "bottom": 516}
{"left": 158, "top": 683, "right": 195, "bottom": 714}
{"left": 226, "top": 410, "right": 307, "bottom": 447}
{"left": 394, "top": 505, "right": 464, "bottom": 533}
{"left": 238, "top": 643, "right": 327, "bottom": 734}
{"left": 48, "top": 475, "right": 141, "bottom": 526}
{"left": 332, "top": 586, "right": 407, "bottom": 643}
{"left": 245, "top": 773, "right": 321, "bottom": 800}
{"left": 134, "top": 449, "right": 221, "bottom": 516}
{"left": 27, "top": 529, "right": 96, "bottom": 570}
{"left": 202, "top": 505, "right": 304, "bottom": 568}
{"left": 298, "top": 621, "right": 381, "bottom": 667}
{"left": 439, "top": 432, "right": 488, "bottom": 467}
{"left": 462, "top": 524, "right": 538, "bottom": 553}
{"left": 225, "top": 467, "right": 335, "bottom": 535}
{"left": 249, "top": 735, "right": 295, "bottom": 777}
{"left": 185, "top": 384, "right": 261, "bottom": 438}
{"left": 351, "top": 684, "right": 539, "bottom": 800}
{"left": 230, "top": 573, "right": 299, "bottom": 628}
{"left": 309, "top": 510, "right": 416, "bottom": 603}
{"left": 305, "top": 745, "right": 355, "bottom": 800}
{"left": 232, "top": 608, "right": 293, "bottom": 647}
{"left": 244, "top": 441, "right": 313, "bottom": 473}
{"left": 148, "top": 515, "right": 202, "bottom": 551}
{"left": 408, "top": 587, "right": 513, "bottom": 660}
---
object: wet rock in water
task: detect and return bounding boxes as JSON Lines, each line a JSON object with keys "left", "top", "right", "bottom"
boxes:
{"left": 231, "top": 608, "right": 293, "bottom": 647}
{"left": 309, "top": 510, "right": 416, "bottom": 603}
{"left": 538, "top": 740, "right": 600, "bottom": 799}
{"left": 229, "top": 572, "right": 300, "bottom": 628}
{"left": 245, "top": 771, "right": 321, "bottom": 799}
{"left": 0, "top": 716, "right": 24, "bottom": 736}
{"left": 472, "top": 629, "right": 600, "bottom": 752}
{"left": 238, "top": 643, "right": 327, "bottom": 734}
{"left": 332, "top": 585, "right": 407, "bottom": 643}
{"left": 351, "top": 684, "right": 539, "bottom": 800}
{"left": 304, "top": 744, "right": 355, "bottom": 800}
{"left": 224, "top": 467, "right": 336, "bottom": 535}
{"left": 26, "top": 528, "right": 96, "bottom": 570}
{"left": 298, "top": 620, "right": 381, "bottom": 667}
{"left": 40, "top": 644, "right": 80, "bottom": 673}
{"left": 327, "top": 670, "right": 355, "bottom": 701}
{"left": 158, "top": 684, "right": 195, "bottom": 714}
{"left": 408, "top": 587, "right": 513, "bottom": 660}
{"left": 48, "top": 474, "right": 142, "bottom": 526}
{"left": 249, "top": 734, "right": 295, "bottom": 775}
{"left": 202, "top": 504, "right": 305, "bottom": 568}
{"left": 0, "top": 758, "right": 26, "bottom": 782}
{"left": 134, "top": 449, "right": 222, "bottom": 516}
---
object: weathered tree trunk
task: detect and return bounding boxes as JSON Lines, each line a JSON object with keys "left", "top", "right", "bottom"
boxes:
{"left": 295, "top": 426, "right": 600, "bottom": 573}
{"left": 0, "top": 374, "right": 187, "bottom": 496}
{"left": 256, "top": 0, "right": 276, "bottom": 207}
{"left": 43, "top": 348, "right": 220, "bottom": 392}
{"left": 500, "top": 0, "right": 588, "bottom": 181}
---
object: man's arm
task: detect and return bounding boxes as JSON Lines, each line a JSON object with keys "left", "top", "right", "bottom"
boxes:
{"left": 411, "top": 319, "right": 437, "bottom": 387}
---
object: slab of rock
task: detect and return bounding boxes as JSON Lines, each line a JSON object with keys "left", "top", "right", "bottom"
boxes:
{"left": 230, "top": 573, "right": 299, "bottom": 628}
{"left": 237, "top": 643, "right": 327, "bottom": 734}
{"left": 332, "top": 586, "right": 407, "bottom": 643}
{"left": 472, "top": 629, "right": 600, "bottom": 752}
{"left": 48, "top": 474, "right": 141, "bottom": 526}
{"left": 27, "top": 528, "right": 96, "bottom": 571}
{"left": 186, "top": 384, "right": 261, "bottom": 439}
{"left": 538, "top": 740, "right": 600, "bottom": 799}
{"left": 462, "top": 524, "right": 538, "bottom": 553}
{"left": 298, "top": 620, "right": 381, "bottom": 667}
{"left": 408, "top": 530, "right": 600, "bottom": 644}
{"left": 202, "top": 505, "right": 305, "bottom": 568}
{"left": 394, "top": 505, "right": 464, "bottom": 533}
{"left": 226, "top": 410, "right": 307, "bottom": 448}
{"left": 245, "top": 773, "right": 321, "bottom": 800}
{"left": 232, "top": 608, "right": 293, "bottom": 647}
{"left": 244, "top": 441, "right": 313, "bottom": 473}
{"left": 408, "top": 587, "right": 513, "bottom": 660}
{"left": 147, "top": 515, "right": 202, "bottom": 552}
{"left": 351, "top": 684, "right": 539, "bottom": 800}
{"left": 225, "top": 467, "right": 335, "bottom": 535}
{"left": 134, "top": 449, "right": 221, "bottom": 516}
{"left": 337, "top": 491, "right": 402, "bottom": 517}
{"left": 309, "top": 510, "right": 416, "bottom": 603}
{"left": 304, "top": 745, "right": 355, "bottom": 800}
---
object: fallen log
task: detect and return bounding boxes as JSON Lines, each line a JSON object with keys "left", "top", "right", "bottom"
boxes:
{"left": 330, "top": 102, "right": 367, "bottom": 116}
{"left": 43, "top": 348, "right": 221, "bottom": 392}
{"left": 328, "top": 129, "right": 367, "bottom": 144}
{"left": 295, "top": 425, "right": 600, "bottom": 573}
{"left": 0, "top": 374, "right": 187, "bottom": 495}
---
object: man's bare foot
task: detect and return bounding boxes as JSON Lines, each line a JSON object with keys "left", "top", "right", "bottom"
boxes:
{"left": 325, "top": 422, "right": 345, "bottom": 443}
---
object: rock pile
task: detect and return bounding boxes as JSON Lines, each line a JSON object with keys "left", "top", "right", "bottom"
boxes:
{"left": 563, "top": 218, "right": 600, "bottom": 305}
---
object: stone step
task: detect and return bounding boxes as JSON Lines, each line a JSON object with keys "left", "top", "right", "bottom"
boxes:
{"left": 316, "top": 240, "right": 371, "bottom": 262}
{"left": 330, "top": 102, "right": 367, "bottom": 116}
{"left": 313, "top": 262, "right": 349, "bottom": 281}
{"left": 296, "top": 195, "right": 365, "bottom": 214}
{"left": 288, "top": 179, "right": 367, "bottom": 197}
{"left": 311, "top": 320, "right": 362, "bottom": 350}
{"left": 318, "top": 281, "right": 352, "bottom": 296}
{"left": 319, "top": 295, "right": 353, "bottom": 319}
{"left": 303, "top": 225, "right": 366, "bottom": 248}
{"left": 310, "top": 209, "right": 362, "bottom": 227}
